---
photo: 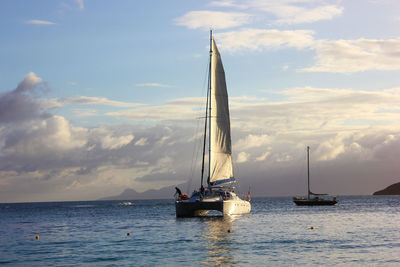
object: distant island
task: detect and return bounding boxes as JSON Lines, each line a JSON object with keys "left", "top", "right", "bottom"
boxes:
{"left": 373, "top": 182, "right": 400, "bottom": 195}
{"left": 98, "top": 183, "right": 185, "bottom": 200}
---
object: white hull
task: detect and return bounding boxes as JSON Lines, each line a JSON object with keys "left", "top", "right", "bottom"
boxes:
{"left": 222, "top": 198, "right": 251, "bottom": 215}
{"left": 175, "top": 191, "right": 251, "bottom": 217}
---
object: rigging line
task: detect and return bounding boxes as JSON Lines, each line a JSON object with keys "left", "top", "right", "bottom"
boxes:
{"left": 201, "top": 61, "right": 210, "bottom": 188}
{"left": 186, "top": 58, "right": 211, "bottom": 193}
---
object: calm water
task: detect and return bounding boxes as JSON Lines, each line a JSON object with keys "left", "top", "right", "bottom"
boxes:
{"left": 1, "top": 196, "right": 400, "bottom": 266}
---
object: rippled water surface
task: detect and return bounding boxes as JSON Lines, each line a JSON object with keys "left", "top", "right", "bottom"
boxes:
{"left": 1, "top": 196, "right": 400, "bottom": 266}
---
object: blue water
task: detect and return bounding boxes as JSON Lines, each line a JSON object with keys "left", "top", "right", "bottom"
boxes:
{"left": 1, "top": 196, "right": 400, "bottom": 266}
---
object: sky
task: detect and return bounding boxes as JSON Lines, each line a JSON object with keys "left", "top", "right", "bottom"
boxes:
{"left": 1, "top": 0, "right": 400, "bottom": 202}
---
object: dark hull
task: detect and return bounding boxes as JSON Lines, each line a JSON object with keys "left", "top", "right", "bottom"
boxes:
{"left": 175, "top": 200, "right": 223, "bottom": 217}
{"left": 293, "top": 199, "right": 337, "bottom": 206}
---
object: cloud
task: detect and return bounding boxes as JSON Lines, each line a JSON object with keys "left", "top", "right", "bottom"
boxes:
{"left": 174, "top": 11, "right": 253, "bottom": 30}
{"left": 216, "top": 28, "right": 315, "bottom": 51}
{"left": 235, "top": 134, "right": 272, "bottom": 150}
{"left": 135, "top": 83, "right": 172, "bottom": 88}
{"left": 135, "top": 137, "right": 149, "bottom": 146}
{"left": 172, "top": 1, "right": 398, "bottom": 74}
{"left": 217, "top": 32, "right": 400, "bottom": 73}
{"left": 2, "top": 115, "right": 88, "bottom": 158}
{"left": 26, "top": 20, "right": 56, "bottom": 25}
{"left": 255, "top": 151, "right": 270, "bottom": 161}
{"left": 75, "top": 0, "right": 84, "bottom": 10}
{"left": 106, "top": 97, "right": 204, "bottom": 123}
{"left": 303, "top": 38, "right": 400, "bottom": 73}
{"left": 100, "top": 134, "right": 134, "bottom": 150}
{"left": 210, "top": 0, "right": 248, "bottom": 9}
{"left": 177, "top": 0, "right": 343, "bottom": 29}
{"left": 2, "top": 74, "right": 400, "bottom": 202}
{"left": 250, "top": 1, "right": 343, "bottom": 25}
{"left": 0, "top": 72, "right": 49, "bottom": 124}
{"left": 237, "top": 151, "right": 250, "bottom": 163}
{"left": 15, "top": 72, "right": 43, "bottom": 93}
{"left": 60, "top": 96, "right": 142, "bottom": 107}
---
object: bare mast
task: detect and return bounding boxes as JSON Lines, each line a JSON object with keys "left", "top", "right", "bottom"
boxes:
{"left": 200, "top": 30, "right": 212, "bottom": 186}
{"left": 201, "top": 30, "right": 213, "bottom": 188}
{"left": 207, "top": 30, "right": 213, "bottom": 188}
{"left": 307, "top": 146, "right": 310, "bottom": 199}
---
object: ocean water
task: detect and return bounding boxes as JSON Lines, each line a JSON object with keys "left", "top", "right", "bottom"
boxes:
{"left": 1, "top": 196, "right": 400, "bottom": 266}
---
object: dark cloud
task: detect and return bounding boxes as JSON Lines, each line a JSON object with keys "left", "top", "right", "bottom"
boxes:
{"left": 0, "top": 72, "right": 50, "bottom": 124}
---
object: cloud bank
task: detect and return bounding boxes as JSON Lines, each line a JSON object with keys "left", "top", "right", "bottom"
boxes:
{"left": 1, "top": 73, "right": 400, "bottom": 202}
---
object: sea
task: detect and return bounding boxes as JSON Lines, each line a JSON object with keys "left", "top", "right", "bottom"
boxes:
{"left": 1, "top": 195, "right": 399, "bottom": 266}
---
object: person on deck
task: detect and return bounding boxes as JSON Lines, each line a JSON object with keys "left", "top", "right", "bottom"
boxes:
{"left": 174, "top": 187, "right": 182, "bottom": 198}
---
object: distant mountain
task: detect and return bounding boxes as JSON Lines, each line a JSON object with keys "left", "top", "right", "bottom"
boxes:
{"left": 99, "top": 183, "right": 186, "bottom": 200}
{"left": 373, "top": 182, "right": 400, "bottom": 195}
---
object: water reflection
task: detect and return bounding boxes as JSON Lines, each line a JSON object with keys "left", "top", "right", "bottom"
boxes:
{"left": 200, "top": 216, "right": 239, "bottom": 266}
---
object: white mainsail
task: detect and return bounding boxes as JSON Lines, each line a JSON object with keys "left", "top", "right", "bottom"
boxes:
{"left": 209, "top": 39, "right": 235, "bottom": 186}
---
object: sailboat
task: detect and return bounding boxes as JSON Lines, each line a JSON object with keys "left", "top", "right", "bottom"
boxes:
{"left": 293, "top": 146, "right": 337, "bottom": 206}
{"left": 175, "top": 31, "right": 251, "bottom": 217}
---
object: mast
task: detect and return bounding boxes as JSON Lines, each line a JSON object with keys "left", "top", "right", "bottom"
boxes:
{"left": 201, "top": 30, "right": 213, "bottom": 188}
{"left": 207, "top": 29, "right": 213, "bottom": 188}
{"left": 200, "top": 68, "right": 210, "bottom": 187}
{"left": 307, "top": 146, "right": 310, "bottom": 199}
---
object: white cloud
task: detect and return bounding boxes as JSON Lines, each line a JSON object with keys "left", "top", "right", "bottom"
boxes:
{"left": 237, "top": 151, "right": 250, "bottom": 163}
{"left": 235, "top": 134, "right": 272, "bottom": 150}
{"left": 177, "top": 0, "right": 343, "bottom": 29}
{"left": 135, "top": 137, "right": 148, "bottom": 146}
{"left": 216, "top": 33, "right": 400, "bottom": 73}
{"left": 210, "top": 0, "right": 248, "bottom": 9}
{"left": 60, "top": 96, "right": 142, "bottom": 107}
{"left": 252, "top": 1, "right": 343, "bottom": 25}
{"left": 15, "top": 72, "right": 43, "bottom": 93}
{"left": 303, "top": 38, "right": 400, "bottom": 73}
{"left": 106, "top": 97, "right": 204, "bottom": 123}
{"left": 2, "top": 115, "right": 87, "bottom": 158}
{"left": 174, "top": 11, "right": 253, "bottom": 30}
{"left": 75, "top": 0, "right": 84, "bottom": 10}
{"left": 89, "top": 128, "right": 134, "bottom": 150}
{"left": 216, "top": 28, "right": 315, "bottom": 51}
{"left": 256, "top": 151, "right": 270, "bottom": 161}
{"left": 100, "top": 134, "right": 134, "bottom": 150}
{"left": 26, "top": 20, "right": 56, "bottom": 25}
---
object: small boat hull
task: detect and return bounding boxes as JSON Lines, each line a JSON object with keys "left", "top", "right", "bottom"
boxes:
{"left": 175, "top": 199, "right": 251, "bottom": 217}
{"left": 293, "top": 198, "right": 337, "bottom": 206}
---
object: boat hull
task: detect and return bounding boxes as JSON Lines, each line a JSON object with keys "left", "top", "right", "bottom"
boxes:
{"left": 175, "top": 199, "right": 251, "bottom": 217}
{"left": 293, "top": 199, "right": 337, "bottom": 206}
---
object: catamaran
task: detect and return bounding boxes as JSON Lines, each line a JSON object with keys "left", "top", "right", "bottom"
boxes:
{"left": 293, "top": 146, "right": 337, "bottom": 206}
{"left": 175, "top": 31, "right": 251, "bottom": 217}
